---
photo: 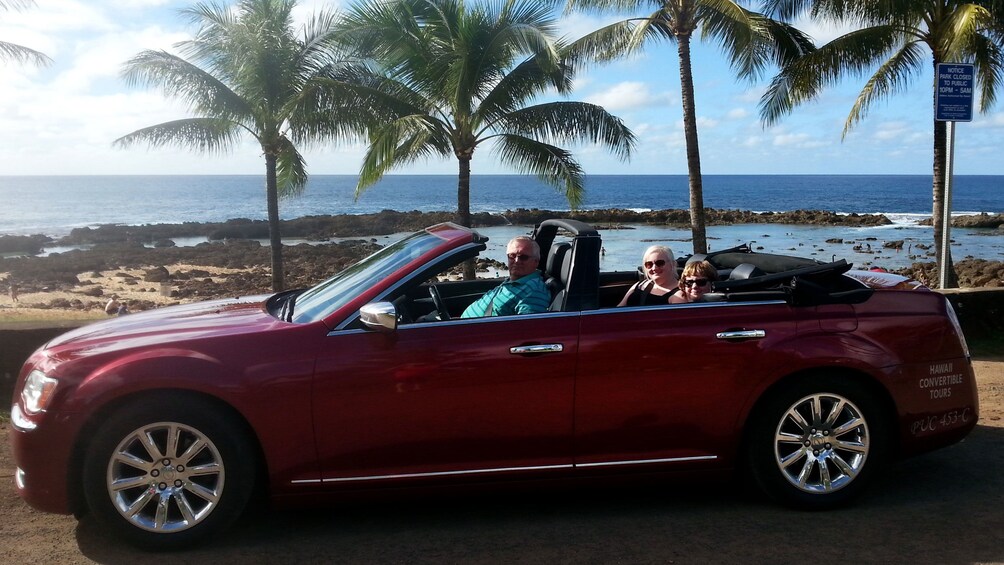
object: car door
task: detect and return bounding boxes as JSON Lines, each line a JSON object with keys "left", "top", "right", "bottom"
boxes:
{"left": 573, "top": 300, "right": 798, "bottom": 469}
{"left": 311, "top": 313, "right": 580, "bottom": 484}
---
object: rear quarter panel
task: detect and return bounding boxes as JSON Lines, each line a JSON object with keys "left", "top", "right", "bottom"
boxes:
{"left": 788, "top": 289, "right": 978, "bottom": 456}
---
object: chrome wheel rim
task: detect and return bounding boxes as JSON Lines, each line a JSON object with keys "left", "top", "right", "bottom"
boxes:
{"left": 106, "top": 422, "right": 225, "bottom": 533}
{"left": 774, "top": 393, "right": 869, "bottom": 494}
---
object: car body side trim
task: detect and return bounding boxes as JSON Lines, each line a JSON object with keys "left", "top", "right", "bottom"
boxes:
{"left": 576, "top": 455, "right": 717, "bottom": 468}
{"left": 290, "top": 455, "right": 719, "bottom": 485}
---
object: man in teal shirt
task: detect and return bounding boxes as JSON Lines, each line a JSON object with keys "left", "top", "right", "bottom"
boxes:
{"left": 461, "top": 236, "right": 550, "bottom": 318}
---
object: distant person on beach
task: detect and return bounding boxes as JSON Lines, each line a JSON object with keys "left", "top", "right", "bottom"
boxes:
{"left": 618, "top": 245, "right": 679, "bottom": 307}
{"left": 105, "top": 296, "right": 128, "bottom": 316}
{"left": 670, "top": 261, "right": 718, "bottom": 304}
{"left": 9, "top": 281, "right": 18, "bottom": 303}
{"left": 460, "top": 236, "right": 549, "bottom": 318}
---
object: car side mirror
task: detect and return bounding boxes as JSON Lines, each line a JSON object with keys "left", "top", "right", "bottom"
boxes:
{"left": 360, "top": 302, "right": 398, "bottom": 333}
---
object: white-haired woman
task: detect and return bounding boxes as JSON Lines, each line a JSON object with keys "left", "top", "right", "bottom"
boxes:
{"left": 617, "top": 245, "right": 679, "bottom": 307}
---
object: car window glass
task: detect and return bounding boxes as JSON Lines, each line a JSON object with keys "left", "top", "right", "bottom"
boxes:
{"left": 291, "top": 230, "right": 446, "bottom": 323}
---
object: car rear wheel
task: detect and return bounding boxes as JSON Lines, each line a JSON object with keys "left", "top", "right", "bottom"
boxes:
{"left": 82, "top": 396, "right": 255, "bottom": 550}
{"left": 746, "top": 376, "right": 889, "bottom": 509}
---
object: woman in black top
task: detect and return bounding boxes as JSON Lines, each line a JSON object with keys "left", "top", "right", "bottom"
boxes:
{"left": 617, "top": 245, "right": 679, "bottom": 306}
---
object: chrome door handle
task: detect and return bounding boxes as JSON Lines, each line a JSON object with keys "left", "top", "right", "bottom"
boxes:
{"left": 510, "top": 344, "right": 563, "bottom": 355}
{"left": 716, "top": 330, "right": 766, "bottom": 340}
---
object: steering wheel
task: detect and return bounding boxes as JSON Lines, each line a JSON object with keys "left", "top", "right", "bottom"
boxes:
{"left": 428, "top": 284, "right": 451, "bottom": 321}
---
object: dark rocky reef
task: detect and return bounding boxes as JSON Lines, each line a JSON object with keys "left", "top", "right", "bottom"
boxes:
{"left": 54, "top": 208, "right": 892, "bottom": 245}
{"left": 3, "top": 239, "right": 381, "bottom": 300}
{"left": 0, "top": 234, "right": 54, "bottom": 254}
{"left": 917, "top": 213, "right": 1004, "bottom": 230}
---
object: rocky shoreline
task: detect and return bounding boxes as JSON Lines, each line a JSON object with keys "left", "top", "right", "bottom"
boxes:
{"left": 1, "top": 208, "right": 1001, "bottom": 315}
{"left": 0, "top": 208, "right": 912, "bottom": 253}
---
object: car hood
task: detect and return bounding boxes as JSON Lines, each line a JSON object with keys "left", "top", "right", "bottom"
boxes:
{"left": 44, "top": 295, "right": 279, "bottom": 356}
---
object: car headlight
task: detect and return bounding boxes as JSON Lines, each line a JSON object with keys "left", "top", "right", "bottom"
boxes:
{"left": 21, "top": 370, "right": 58, "bottom": 414}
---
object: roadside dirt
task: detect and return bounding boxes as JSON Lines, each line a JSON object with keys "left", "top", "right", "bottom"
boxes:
{"left": 2, "top": 359, "right": 1003, "bottom": 564}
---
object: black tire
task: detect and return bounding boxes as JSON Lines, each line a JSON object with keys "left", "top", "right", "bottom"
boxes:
{"left": 82, "top": 395, "right": 256, "bottom": 550}
{"left": 745, "top": 376, "right": 889, "bottom": 509}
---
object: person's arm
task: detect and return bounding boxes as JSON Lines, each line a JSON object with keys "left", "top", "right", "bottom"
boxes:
{"left": 616, "top": 282, "right": 639, "bottom": 307}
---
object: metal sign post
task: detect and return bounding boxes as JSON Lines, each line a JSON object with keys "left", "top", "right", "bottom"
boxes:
{"left": 934, "top": 63, "right": 974, "bottom": 289}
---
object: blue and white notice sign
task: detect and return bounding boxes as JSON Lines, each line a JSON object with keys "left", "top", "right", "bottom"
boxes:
{"left": 936, "top": 63, "right": 974, "bottom": 122}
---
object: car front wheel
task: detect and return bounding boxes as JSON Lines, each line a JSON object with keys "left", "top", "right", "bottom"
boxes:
{"left": 82, "top": 396, "right": 255, "bottom": 550}
{"left": 746, "top": 377, "right": 889, "bottom": 509}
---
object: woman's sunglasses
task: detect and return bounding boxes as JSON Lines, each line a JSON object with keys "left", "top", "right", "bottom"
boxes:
{"left": 644, "top": 259, "right": 667, "bottom": 269}
{"left": 683, "top": 278, "right": 710, "bottom": 287}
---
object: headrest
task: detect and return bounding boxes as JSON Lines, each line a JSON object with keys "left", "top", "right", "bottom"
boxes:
{"left": 729, "top": 263, "right": 765, "bottom": 280}
{"left": 546, "top": 242, "right": 571, "bottom": 277}
{"left": 559, "top": 246, "right": 574, "bottom": 282}
{"left": 686, "top": 253, "right": 708, "bottom": 265}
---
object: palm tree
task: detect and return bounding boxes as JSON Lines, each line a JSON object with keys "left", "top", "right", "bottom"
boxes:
{"left": 759, "top": 0, "right": 1004, "bottom": 288}
{"left": 333, "top": 0, "right": 635, "bottom": 269}
{"left": 1, "top": 0, "right": 51, "bottom": 66}
{"left": 565, "top": 0, "right": 813, "bottom": 254}
{"left": 115, "top": 0, "right": 364, "bottom": 292}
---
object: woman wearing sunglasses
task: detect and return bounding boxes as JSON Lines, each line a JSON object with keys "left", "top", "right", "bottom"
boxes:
{"left": 617, "top": 245, "right": 679, "bottom": 307}
{"left": 670, "top": 260, "right": 719, "bottom": 303}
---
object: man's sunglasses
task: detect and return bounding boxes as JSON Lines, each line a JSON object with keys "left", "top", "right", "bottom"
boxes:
{"left": 644, "top": 259, "right": 667, "bottom": 269}
{"left": 507, "top": 253, "right": 535, "bottom": 262}
{"left": 683, "top": 278, "right": 710, "bottom": 287}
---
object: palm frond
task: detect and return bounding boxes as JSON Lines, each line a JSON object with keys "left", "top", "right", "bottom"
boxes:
{"left": 562, "top": 19, "right": 642, "bottom": 66}
{"left": 696, "top": 1, "right": 767, "bottom": 80}
{"left": 563, "top": 0, "right": 650, "bottom": 13}
{"left": 759, "top": 25, "right": 903, "bottom": 126}
{"left": 759, "top": 17, "right": 816, "bottom": 68}
{"left": 496, "top": 102, "right": 634, "bottom": 160}
{"left": 0, "top": 40, "right": 50, "bottom": 66}
{"left": 843, "top": 42, "right": 926, "bottom": 137}
{"left": 493, "top": 134, "right": 584, "bottom": 209}
{"left": 275, "top": 137, "right": 308, "bottom": 198}
{"left": 971, "top": 34, "right": 1004, "bottom": 113}
{"left": 357, "top": 115, "right": 452, "bottom": 194}
{"left": 121, "top": 50, "right": 251, "bottom": 122}
{"left": 0, "top": 0, "right": 38, "bottom": 10}
{"left": 113, "top": 118, "right": 242, "bottom": 153}
{"left": 479, "top": 54, "right": 569, "bottom": 122}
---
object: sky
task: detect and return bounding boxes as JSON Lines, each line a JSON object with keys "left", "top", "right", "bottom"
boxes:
{"left": 2, "top": 0, "right": 1003, "bottom": 177}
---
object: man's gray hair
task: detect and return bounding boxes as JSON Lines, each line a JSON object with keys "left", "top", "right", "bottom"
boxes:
{"left": 509, "top": 235, "right": 541, "bottom": 259}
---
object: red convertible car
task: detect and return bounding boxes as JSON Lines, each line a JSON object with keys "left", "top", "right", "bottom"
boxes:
{"left": 10, "top": 219, "right": 978, "bottom": 549}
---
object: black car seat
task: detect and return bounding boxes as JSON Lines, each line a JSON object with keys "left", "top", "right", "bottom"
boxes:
{"left": 543, "top": 242, "right": 571, "bottom": 298}
{"left": 546, "top": 244, "right": 574, "bottom": 312}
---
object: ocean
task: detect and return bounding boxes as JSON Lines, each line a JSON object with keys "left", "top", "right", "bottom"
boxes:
{"left": 1, "top": 174, "right": 1002, "bottom": 271}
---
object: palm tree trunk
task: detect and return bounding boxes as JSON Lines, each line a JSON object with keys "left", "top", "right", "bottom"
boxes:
{"left": 265, "top": 153, "right": 285, "bottom": 292}
{"left": 457, "top": 154, "right": 476, "bottom": 280}
{"left": 932, "top": 106, "right": 957, "bottom": 289}
{"left": 677, "top": 34, "right": 708, "bottom": 254}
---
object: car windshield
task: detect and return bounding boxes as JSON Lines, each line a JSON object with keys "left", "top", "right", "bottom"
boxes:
{"left": 290, "top": 229, "right": 449, "bottom": 324}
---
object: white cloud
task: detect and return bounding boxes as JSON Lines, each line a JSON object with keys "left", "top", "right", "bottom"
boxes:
{"left": 586, "top": 81, "right": 673, "bottom": 111}
{"left": 789, "top": 15, "right": 858, "bottom": 46}
{"left": 727, "top": 108, "right": 749, "bottom": 119}
{"left": 557, "top": 11, "right": 629, "bottom": 42}
{"left": 972, "top": 112, "right": 1004, "bottom": 128}
{"left": 697, "top": 116, "right": 719, "bottom": 129}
